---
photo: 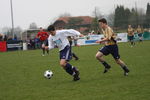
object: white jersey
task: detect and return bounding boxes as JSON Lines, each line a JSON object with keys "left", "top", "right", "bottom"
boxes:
{"left": 48, "top": 29, "right": 81, "bottom": 51}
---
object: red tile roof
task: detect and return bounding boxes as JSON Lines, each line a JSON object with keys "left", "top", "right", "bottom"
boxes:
{"left": 56, "top": 16, "right": 93, "bottom": 25}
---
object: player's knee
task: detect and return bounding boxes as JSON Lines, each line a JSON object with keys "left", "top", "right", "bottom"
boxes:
{"left": 45, "top": 46, "right": 48, "bottom": 50}
{"left": 115, "top": 59, "right": 121, "bottom": 64}
{"left": 60, "top": 61, "right": 66, "bottom": 67}
{"left": 95, "top": 53, "right": 102, "bottom": 59}
{"left": 42, "top": 44, "right": 45, "bottom": 48}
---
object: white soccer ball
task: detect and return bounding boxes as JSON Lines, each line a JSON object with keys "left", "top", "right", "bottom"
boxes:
{"left": 44, "top": 70, "right": 53, "bottom": 79}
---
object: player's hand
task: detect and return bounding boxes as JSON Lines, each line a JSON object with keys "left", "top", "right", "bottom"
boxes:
{"left": 101, "top": 37, "right": 104, "bottom": 40}
{"left": 96, "top": 41, "right": 102, "bottom": 44}
{"left": 45, "top": 46, "right": 49, "bottom": 50}
{"left": 116, "top": 38, "right": 122, "bottom": 41}
{"left": 79, "top": 34, "right": 84, "bottom": 37}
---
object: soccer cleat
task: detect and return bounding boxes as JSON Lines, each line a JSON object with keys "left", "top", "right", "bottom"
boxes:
{"left": 103, "top": 66, "right": 111, "bottom": 73}
{"left": 72, "top": 67, "right": 80, "bottom": 81}
{"left": 124, "top": 69, "right": 130, "bottom": 76}
{"left": 75, "top": 57, "right": 79, "bottom": 60}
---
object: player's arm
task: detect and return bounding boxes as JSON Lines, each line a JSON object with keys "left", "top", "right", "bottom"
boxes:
{"left": 36, "top": 32, "right": 40, "bottom": 38}
{"left": 96, "top": 29, "right": 112, "bottom": 43}
{"left": 47, "top": 37, "right": 55, "bottom": 50}
{"left": 45, "top": 32, "right": 49, "bottom": 37}
{"left": 96, "top": 37, "right": 109, "bottom": 43}
{"left": 61, "top": 29, "right": 84, "bottom": 37}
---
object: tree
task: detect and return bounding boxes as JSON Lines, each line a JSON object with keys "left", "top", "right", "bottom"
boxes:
{"left": 59, "top": 13, "right": 71, "bottom": 18}
{"left": 91, "top": 7, "right": 104, "bottom": 34}
{"left": 1, "top": 27, "right": 11, "bottom": 35}
{"left": 145, "top": 3, "right": 150, "bottom": 28}
{"left": 29, "top": 22, "right": 38, "bottom": 29}
{"left": 114, "top": 5, "right": 145, "bottom": 29}
{"left": 124, "top": 8, "right": 131, "bottom": 27}
{"left": 14, "top": 27, "right": 22, "bottom": 39}
{"left": 107, "top": 12, "right": 115, "bottom": 27}
{"left": 137, "top": 8, "right": 145, "bottom": 26}
{"left": 1, "top": 26, "right": 22, "bottom": 40}
{"left": 128, "top": 8, "right": 138, "bottom": 27}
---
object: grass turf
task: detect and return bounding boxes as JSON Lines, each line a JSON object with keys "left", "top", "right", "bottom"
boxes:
{"left": 0, "top": 41, "right": 150, "bottom": 100}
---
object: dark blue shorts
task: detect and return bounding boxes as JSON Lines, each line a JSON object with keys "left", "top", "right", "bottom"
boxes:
{"left": 45, "top": 39, "right": 48, "bottom": 46}
{"left": 99, "top": 44, "right": 120, "bottom": 59}
{"left": 40, "top": 39, "right": 48, "bottom": 46}
{"left": 128, "top": 36, "right": 134, "bottom": 41}
{"left": 138, "top": 33, "right": 142, "bottom": 37}
{"left": 59, "top": 45, "right": 72, "bottom": 61}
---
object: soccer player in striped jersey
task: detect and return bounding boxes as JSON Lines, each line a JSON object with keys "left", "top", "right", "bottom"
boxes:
{"left": 95, "top": 18, "right": 130, "bottom": 76}
{"left": 136, "top": 25, "right": 143, "bottom": 42}
{"left": 127, "top": 25, "right": 135, "bottom": 47}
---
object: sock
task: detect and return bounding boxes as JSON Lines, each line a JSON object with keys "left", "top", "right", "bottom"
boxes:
{"left": 120, "top": 65, "right": 129, "bottom": 72}
{"left": 42, "top": 48, "right": 45, "bottom": 55}
{"left": 131, "top": 42, "right": 133, "bottom": 45}
{"left": 47, "top": 50, "right": 49, "bottom": 54}
{"left": 65, "top": 63, "right": 74, "bottom": 75}
{"left": 72, "top": 53, "right": 78, "bottom": 59}
{"left": 101, "top": 61, "right": 111, "bottom": 68}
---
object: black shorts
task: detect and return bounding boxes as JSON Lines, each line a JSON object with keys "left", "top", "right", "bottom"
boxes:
{"left": 40, "top": 39, "right": 48, "bottom": 46}
{"left": 138, "top": 33, "right": 142, "bottom": 37}
{"left": 99, "top": 44, "right": 120, "bottom": 59}
{"left": 45, "top": 40, "right": 48, "bottom": 46}
{"left": 128, "top": 36, "right": 134, "bottom": 41}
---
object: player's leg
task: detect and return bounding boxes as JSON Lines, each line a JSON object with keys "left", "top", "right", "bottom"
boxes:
{"left": 115, "top": 59, "right": 130, "bottom": 76}
{"left": 95, "top": 48, "right": 111, "bottom": 73}
{"left": 42, "top": 43, "right": 45, "bottom": 56}
{"left": 60, "top": 59, "right": 73, "bottom": 75}
{"left": 45, "top": 40, "right": 49, "bottom": 54}
{"left": 60, "top": 59, "right": 80, "bottom": 81}
{"left": 72, "top": 52, "right": 79, "bottom": 60}
{"left": 70, "top": 45, "right": 79, "bottom": 60}
{"left": 131, "top": 36, "right": 135, "bottom": 46}
{"left": 60, "top": 46, "right": 80, "bottom": 81}
{"left": 128, "top": 36, "right": 131, "bottom": 46}
{"left": 139, "top": 33, "right": 143, "bottom": 42}
{"left": 111, "top": 44, "right": 130, "bottom": 76}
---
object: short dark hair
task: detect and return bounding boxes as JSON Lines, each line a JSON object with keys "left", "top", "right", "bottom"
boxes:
{"left": 98, "top": 18, "right": 107, "bottom": 24}
{"left": 47, "top": 25, "right": 55, "bottom": 31}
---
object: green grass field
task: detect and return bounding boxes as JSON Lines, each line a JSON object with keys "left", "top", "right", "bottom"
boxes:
{"left": 0, "top": 41, "right": 150, "bottom": 100}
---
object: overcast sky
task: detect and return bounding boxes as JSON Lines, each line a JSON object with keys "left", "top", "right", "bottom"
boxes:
{"left": 0, "top": 0, "right": 149, "bottom": 30}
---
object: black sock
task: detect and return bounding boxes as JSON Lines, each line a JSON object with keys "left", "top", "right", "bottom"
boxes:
{"left": 42, "top": 48, "right": 45, "bottom": 55}
{"left": 120, "top": 65, "right": 129, "bottom": 72}
{"left": 131, "top": 42, "right": 133, "bottom": 45}
{"left": 101, "top": 61, "right": 111, "bottom": 68}
{"left": 72, "top": 53, "right": 78, "bottom": 59}
{"left": 47, "top": 50, "right": 49, "bottom": 54}
{"left": 65, "top": 63, "right": 74, "bottom": 75}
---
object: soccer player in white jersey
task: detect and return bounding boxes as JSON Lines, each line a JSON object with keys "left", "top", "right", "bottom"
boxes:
{"left": 47, "top": 25, "right": 83, "bottom": 81}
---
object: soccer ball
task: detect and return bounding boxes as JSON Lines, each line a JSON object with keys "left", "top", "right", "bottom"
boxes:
{"left": 44, "top": 70, "right": 53, "bottom": 79}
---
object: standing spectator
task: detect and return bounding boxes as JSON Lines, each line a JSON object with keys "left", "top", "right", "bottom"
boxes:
{"left": 127, "top": 25, "right": 135, "bottom": 47}
{"left": 30, "top": 39, "right": 35, "bottom": 49}
{"left": 36, "top": 27, "right": 49, "bottom": 56}
{"left": 0, "top": 33, "right": 3, "bottom": 41}
{"left": 4, "top": 35, "right": 8, "bottom": 41}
